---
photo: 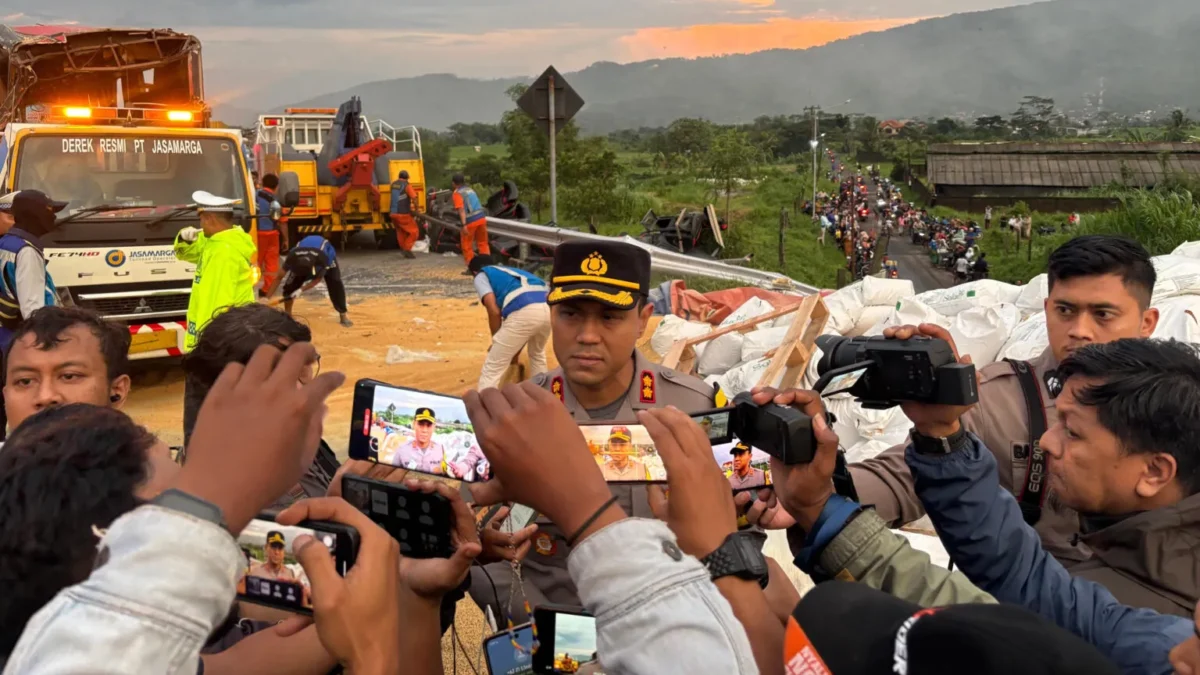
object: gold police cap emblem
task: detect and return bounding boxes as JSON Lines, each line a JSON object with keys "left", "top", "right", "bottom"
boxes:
{"left": 581, "top": 252, "right": 607, "bottom": 277}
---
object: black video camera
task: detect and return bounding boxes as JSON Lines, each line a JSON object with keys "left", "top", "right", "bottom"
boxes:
{"left": 695, "top": 392, "right": 833, "bottom": 465}
{"left": 814, "top": 335, "right": 979, "bottom": 410}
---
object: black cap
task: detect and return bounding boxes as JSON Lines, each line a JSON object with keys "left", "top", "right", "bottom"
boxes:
{"left": 12, "top": 190, "right": 68, "bottom": 221}
{"left": 414, "top": 407, "right": 436, "bottom": 424}
{"left": 399, "top": 170, "right": 409, "bottom": 179}
{"left": 266, "top": 531, "right": 286, "bottom": 547}
{"left": 731, "top": 442, "right": 751, "bottom": 455}
{"left": 787, "top": 582, "right": 1119, "bottom": 675}
{"left": 452, "top": 173, "right": 465, "bottom": 185}
{"left": 547, "top": 241, "right": 651, "bottom": 310}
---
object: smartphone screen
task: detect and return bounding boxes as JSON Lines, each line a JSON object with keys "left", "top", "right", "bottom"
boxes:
{"left": 236, "top": 518, "right": 340, "bottom": 613}
{"left": 533, "top": 609, "right": 603, "bottom": 674}
{"left": 579, "top": 423, "right": 667, "bottom": 483}
{"left": 349, "top": 379, "right": 490, "bottom": 482}
{"left": 713, "top": 441, "right": 773, "bottom": 492}
{"left": 484, "top": 623, "right": 535, "bottom": 675}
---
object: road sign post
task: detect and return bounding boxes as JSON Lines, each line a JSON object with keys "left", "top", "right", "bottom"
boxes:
{"left": 517, "top": 66, "right": 584, "bottom": 226}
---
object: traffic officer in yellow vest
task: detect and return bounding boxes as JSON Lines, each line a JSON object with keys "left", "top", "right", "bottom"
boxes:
{"left": 467, "top": 240, "right": 718, "bottom": 622}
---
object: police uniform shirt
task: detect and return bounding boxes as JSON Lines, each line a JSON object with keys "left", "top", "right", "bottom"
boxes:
{"left": 248, "top": 561, "right": 296, "bottom": 582}
{"left": 602, "top": 458, "right": 648, "bottom": 482}
{"left": 392, "top": 439, "right": 447, "bottom": 474}
{"left": 728, "top": 467, "right": 767, "bottom": 491}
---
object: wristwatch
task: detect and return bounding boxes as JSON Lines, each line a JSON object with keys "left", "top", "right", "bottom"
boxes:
{"left": 700, "top": 531, "right": 770, "bottom": 588}
{"left": 151, "top": 488, "right": 230, "bottom": 532}
{"left": 910, "top": 424, "right": 972, "bottom": 456}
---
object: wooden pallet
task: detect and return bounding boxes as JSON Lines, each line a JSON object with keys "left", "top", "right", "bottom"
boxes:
{"left": 660, "top": 294, "right": 829, "bottom": 390}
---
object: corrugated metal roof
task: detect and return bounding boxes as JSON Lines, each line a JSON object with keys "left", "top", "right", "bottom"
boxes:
{"left": 928, "top": 142, "right": 1200, "bottom": 187}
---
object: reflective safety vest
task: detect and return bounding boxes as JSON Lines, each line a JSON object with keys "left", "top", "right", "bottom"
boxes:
{"left": 481, "top": 265, "right": 547, "bottom": 319}
{"left": 0, "top": 230, "right": 58, "bottom": 349}
{"left": 456, "top": 186, "right": 487, "bottom": 224}
{"left": 390, "top": 179, "right": 412, "bottom": 215}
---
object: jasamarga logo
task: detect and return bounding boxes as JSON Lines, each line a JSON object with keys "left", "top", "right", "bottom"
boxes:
{"left": 128, "top": 248, "right": 178, "bottom": 264}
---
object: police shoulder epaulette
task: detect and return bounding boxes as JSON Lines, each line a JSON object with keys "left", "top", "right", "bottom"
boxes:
{"left": 977, "top": 359, "right": 1020, "bottom": 386}
{"left": 658, "top": 368, "right": 718, "bottom": 399}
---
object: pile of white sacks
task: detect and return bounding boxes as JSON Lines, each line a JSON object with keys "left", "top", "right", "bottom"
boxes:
{"left": 652, "top": 243, "right": 1200, "bottom": 589}
{"left": 652, "top": 241, "right": 1200, "bottom": 466}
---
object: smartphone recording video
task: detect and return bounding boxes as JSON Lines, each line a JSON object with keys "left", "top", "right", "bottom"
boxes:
{"left": 484, "top": 623, "right": 536, "bottom": 675}
{"left": 235, "top": 516, "right": 356, "bottom": 614}
{"left": 714, "top": 441, "right": 773, "bottom": 491}
{"left": 533, "top": 607, "right": 604, "bottom": 674}
{"left": 349, "top": 379, "right": 490, "bottom": 482}
{"left": 579, "top": 424, "right": 667, "bottom": 483}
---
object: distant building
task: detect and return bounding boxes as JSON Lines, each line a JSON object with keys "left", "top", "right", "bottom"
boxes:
{"left": 879, "top": 120, "right": 909, "bottom": 136}
{"left": 927, "top": 142, "right": 1200, "bottom": 199}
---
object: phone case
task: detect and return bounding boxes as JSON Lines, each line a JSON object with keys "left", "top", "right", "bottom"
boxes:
{"left": 342, "top": 473, "right": 454, "bottom": 559}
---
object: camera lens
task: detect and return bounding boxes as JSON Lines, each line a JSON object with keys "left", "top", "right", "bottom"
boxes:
{"left": 815, "top": 335, "right": 862, "bottom": 374}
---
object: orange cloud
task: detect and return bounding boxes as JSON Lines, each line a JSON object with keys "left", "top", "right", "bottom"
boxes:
{"left": 620, "top": 16, "right": 925, "bottom": 61}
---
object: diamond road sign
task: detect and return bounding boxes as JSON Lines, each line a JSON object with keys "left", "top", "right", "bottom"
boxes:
{"left": 517, "top": 66, "right": 584, "bottom": 136}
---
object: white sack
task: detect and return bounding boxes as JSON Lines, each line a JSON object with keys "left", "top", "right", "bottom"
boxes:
{"left": 864, "top": 298, "right": 951, "bottom": 336}
{"left": 1152, "top": 295, "right": 1200, "bottom": 343}
{"left": 845, "top": 439, "right": 895, "bottom": 464}
{"left": 719, "top": 297, "right": 776, "bottom": 328}
{"left": 916, "top": 280, "right": 1021, "bottom": 316}
{"left": 849, "top": 305, "right": 894, "bottom": 337}
{"left": 741, "top": 325, "right": 792, "bottom": 362}
{"left": 861, "top": 277, "right": 916, "bottom": 307}
{"left": 998, "top": 312, "right": 1050, "bottom": 362}
{"left": 716, "top": 357, "right": 783, "bottom": 397}
{"left": 949, "top": 303, "right": 1023, "bottom": 366}
{"left": 1151, "top": 255, "right": 1200, "bottom": 301}
{"left": 650, "top": 315, "right": 712, "bottom": 358}
{"left": 1171, "top": 241, "right": 1200, "bottom": 260}
{"left": 1017, "top": 274, "right": 1049, "bottom": 317}
{"left": 696, "top": 332, "right": 745, "bottom": 376}
{"left": 823, "top": 282, "right": 866, "bottom": 335}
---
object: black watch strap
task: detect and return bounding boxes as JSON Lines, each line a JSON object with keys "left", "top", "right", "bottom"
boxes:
{"left": 700, "top": 531, "right": 769, "bottom": 588}
{"left": 151, "top": 488, "right": 230, "bottom": 532}
{"left": 911, "top": 425, "right": 971, "bottom": 456}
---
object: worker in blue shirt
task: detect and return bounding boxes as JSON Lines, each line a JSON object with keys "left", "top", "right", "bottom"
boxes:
{"left": 467, "top": 254, "right": 550, "bottom": 388}
{"left": 276, "top": 235, "right": 352, "bottom": 328}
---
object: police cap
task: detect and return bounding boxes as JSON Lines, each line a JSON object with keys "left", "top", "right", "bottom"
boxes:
{"left": 547, "top": 241, "right": 650, "bottom": 310}
{"left": 414, "top": 407, "right": 436, "bottom": 424}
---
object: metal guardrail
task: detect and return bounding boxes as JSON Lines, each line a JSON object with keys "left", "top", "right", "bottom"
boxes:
{"left": 424, "top": 214, "right": 821, "bottom": 294}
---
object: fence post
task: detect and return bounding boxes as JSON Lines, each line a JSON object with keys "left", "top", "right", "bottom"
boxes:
{"left": 779, "top": 208, "right": 788, "bottom": 269}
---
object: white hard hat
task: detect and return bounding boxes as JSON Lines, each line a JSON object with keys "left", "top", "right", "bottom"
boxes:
{"left": 0, "top": 192, "right": 17, "bottom": 211}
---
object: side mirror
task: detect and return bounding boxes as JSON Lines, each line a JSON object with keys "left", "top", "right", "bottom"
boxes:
{"left": 278, "top": 171, "right": 301, "bottom": 209}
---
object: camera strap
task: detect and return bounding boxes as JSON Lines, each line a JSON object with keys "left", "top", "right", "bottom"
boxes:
{"left": 1005, "top": 359, "right": 1049, "bottom": 526}
{"left": 832, "top": 450, "right": 860, "bottom": 502}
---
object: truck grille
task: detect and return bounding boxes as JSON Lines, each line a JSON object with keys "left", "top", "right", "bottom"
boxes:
{"left": 85, "top": 294, "right": 190, "bottom": 317}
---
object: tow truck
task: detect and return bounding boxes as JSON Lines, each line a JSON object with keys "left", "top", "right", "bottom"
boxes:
{"left": 0, "top": 25, "right": 258, "bottom": 358}
{"left": 253, "top": 98, "right": 425, "bottom": 248}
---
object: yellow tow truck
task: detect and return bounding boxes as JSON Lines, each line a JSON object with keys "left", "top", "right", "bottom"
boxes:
{"left": 253, "top": 98, "right": 425, "bottom": 248}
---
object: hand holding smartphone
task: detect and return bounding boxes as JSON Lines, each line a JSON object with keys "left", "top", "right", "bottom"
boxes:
{"left": 235, "top": 511, "right": 359, "bottom": 615}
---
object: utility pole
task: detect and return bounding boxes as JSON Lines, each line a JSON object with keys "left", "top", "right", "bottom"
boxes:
{"left": 548, "top": 73, "right": 557, "bottom": 225}
{"left": 805, "top": 105, "right": 820, "bottom": 223}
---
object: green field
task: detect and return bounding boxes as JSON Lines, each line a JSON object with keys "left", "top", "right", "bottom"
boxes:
{"left": 449, "top": 144, "right": 507, "bottom": 166}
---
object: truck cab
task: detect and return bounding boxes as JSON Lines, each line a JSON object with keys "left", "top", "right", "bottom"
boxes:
{"left": 0, "top": 26, "right": 257, "bottom": 358}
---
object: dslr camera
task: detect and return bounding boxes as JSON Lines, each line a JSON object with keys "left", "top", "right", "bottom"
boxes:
{"left": 814, "top": 335, "right": 979, "bottom": 410}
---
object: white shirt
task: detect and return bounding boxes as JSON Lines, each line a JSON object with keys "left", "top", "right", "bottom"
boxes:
{"left": 956, "top": 257, "right": 970, "bottom": 274}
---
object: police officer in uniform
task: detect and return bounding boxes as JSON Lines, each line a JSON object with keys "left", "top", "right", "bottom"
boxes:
{"left": 831, "top": 236, "right": 1160, "bottom": 565}
{"left": 468, "top": 240, "right": 718, "bottom": 621}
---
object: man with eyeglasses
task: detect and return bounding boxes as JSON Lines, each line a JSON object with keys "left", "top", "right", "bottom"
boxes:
{"left": 180, "top": 303, "right": 336, "bottom": 505}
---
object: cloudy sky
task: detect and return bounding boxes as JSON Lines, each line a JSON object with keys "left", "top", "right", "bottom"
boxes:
{"left": 3, "top": 0, "right": 1038, "bottom": 108}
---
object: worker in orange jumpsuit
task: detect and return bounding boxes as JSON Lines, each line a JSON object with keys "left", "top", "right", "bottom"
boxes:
{"left": 255, "top": 173, "right": 287, "bottom": 295}
{"left": 452, "top": 173, "right": 489, "bottom": 267}
{"left": 388, "top": 170, "right": 420, "bottom": 259}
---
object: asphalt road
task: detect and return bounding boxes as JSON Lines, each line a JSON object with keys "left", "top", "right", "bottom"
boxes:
{"left": 852, "top": 172, "right": 952, "bottom": 294}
